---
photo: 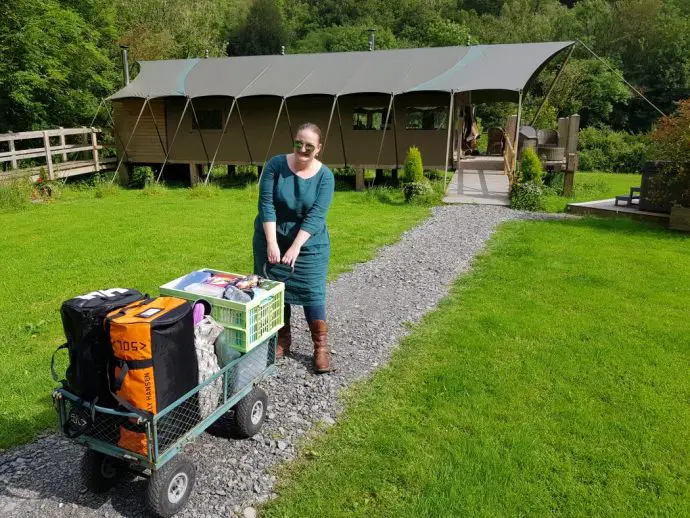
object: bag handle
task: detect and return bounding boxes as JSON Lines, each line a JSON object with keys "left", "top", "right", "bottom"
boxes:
{"left": 263, "top": 262, "right": 294, "bottom": 283}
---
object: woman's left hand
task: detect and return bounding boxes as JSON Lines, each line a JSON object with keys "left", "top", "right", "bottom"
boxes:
{"left": 282, "top": 244, "right": 301, "bottom": 268}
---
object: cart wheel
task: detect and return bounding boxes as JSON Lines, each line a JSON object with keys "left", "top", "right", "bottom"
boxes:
{"left": 81, "top": 449, "right": 130, "bottom": 493}
{"left": 147, "top": 454, "right": 196, "bottom": 518}
{"left": 231, "top": 386, "right": 267, "bottom": 438}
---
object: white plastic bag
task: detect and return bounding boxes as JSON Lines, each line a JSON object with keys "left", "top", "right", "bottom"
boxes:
{"left": 194, "top": 316, "right": 224, "bottom": 419}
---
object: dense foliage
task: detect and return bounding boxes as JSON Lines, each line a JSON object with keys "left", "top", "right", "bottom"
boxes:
{"left": 1, "top": 0, "right": 689, "bottom": 141}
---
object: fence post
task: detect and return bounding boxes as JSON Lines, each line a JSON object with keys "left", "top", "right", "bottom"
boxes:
{"left": 8, "top": 135, "right": 17, "bottom": 169}
{"left": 91, "top": 127, "right": 100, "bottom": 172}
{"left": 43, "top": 130, "right": 54, "bottom": 180}
{"left": 58, "top": 127, "right": 68, "bottom": 162}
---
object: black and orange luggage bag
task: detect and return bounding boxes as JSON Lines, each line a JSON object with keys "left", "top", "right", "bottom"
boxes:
{"left": 106, "top": 296, "right": 198, "bottom": 454}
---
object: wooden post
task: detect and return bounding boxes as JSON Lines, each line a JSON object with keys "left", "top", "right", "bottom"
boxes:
{"left": 375, "top": 168, "right": 384, "bottom": 184}
{"left": 564, "top": 152, "right": 578, "bottom": 197}
{"left": 58, "top": 127, "right": 68, "bottom": 162}
{"left": 566, "top": 114, "right": 580, "bottom": 156}
{"left": 8, "top": 136, "right": 17, "bottom": 169}
{"left": 558, "top": 117, "right": 569, "bottom": 148}
{"left": 228, "top": 164, "right": 236, "bottom": 176}
{"left": 43, "top": 130, "right": 54, "bottom": 180}
{"left": 355, "top": 169, "right": 365, "bottom": 192}
{"left": 189, "top": 163, "right": 201, "bottom": 186}
{"left": 391, "top": 168, "right": 398, "bottom": 182}
{"left": 91, "top": 127, "right": 100, "bottom": 172}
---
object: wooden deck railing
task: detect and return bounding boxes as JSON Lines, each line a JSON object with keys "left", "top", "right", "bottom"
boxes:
{"left": 0, "top": 127, "right": 116, "bottom": 181}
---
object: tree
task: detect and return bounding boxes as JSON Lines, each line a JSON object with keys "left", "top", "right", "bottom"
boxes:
{"left": 0, "top": 0, "right": 118, "bottom": 132}
{"left": 292, "top": 25, "right": 397, "bottom": 53}
{"left": 228, "top": 0, "right": 287, "bottom": 56}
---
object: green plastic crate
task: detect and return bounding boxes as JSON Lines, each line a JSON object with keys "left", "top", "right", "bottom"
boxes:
{"left": 160, "top": 269, "right": 284, "bottom": 353}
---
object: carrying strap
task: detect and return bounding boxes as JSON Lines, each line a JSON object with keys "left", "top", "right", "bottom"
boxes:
{"left": 51, "top": 343, "right": 68, "bottom": 383}
{"left": 106, "top": 295, "right": 154, "bottom": 322}
{"left": 108, "top": 358, "right": 154, "bottom": 422}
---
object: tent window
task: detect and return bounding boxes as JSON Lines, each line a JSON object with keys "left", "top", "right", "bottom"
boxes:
{"left": 192, "top": 108, "right": 223, "bottom": 130}
{"left": 352, "top": 107, "right": 391, "bottom": 131}
{"left": 406, "top": 107, "right": 448, "bottom": 130}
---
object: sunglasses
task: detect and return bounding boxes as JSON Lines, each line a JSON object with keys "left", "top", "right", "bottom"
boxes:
{"left": 293, "top": 139, "right": 316, "bottom": 153}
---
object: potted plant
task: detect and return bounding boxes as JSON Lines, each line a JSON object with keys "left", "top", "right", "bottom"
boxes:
{"left": 644, "top": 99, "right": 690, "bottom": 228}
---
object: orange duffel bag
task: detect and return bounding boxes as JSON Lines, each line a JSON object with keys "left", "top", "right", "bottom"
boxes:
{"left": 106, "top": 297, "right": 198, "bottom": 454}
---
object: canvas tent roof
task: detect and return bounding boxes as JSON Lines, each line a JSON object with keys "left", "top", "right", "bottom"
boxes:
{"left": 110, "top": 41, "right": 574, "bottom": 103}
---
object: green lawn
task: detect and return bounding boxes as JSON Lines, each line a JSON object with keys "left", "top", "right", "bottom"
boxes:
{"left": 543, "top": 171, "right": 642, "bottom": 212}
{"left": 264, "top": 217, "right": 690, "bottom": 517}
{"left": 0, "top": 185, "right": 430, "bottom": 449}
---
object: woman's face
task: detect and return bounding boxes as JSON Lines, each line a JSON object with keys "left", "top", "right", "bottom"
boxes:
{"left": 293, "top": 129, "right": 321, "bottom": 165}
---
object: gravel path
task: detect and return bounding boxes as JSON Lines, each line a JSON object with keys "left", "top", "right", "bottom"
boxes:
{"left": 1, "top": 205, "right": 533, "bottom": 518}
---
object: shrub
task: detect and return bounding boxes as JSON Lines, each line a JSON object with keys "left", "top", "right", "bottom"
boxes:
{"left": 510, "top": 181, "right": 544, "bottom": 211}
{"left": 403, "top": 181, "right": 433, "bottom": 203}
{"left": 520, "top": 148, "right": 543, "bottom": 184}
{"left": 578, "top": 126, "right": 649, "bottom": 173}
{"left": 647, "top": 99, "right": 690, "bottom": 208}
{"left": 404, "top": 146, "right": 424, "bottom": 183}
{"left": 129, "top": 166, "right": 154, "bottom": 189}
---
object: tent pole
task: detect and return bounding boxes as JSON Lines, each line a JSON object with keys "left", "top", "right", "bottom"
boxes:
{"left": 262, "top": 98, "right": 286, "bottom": 169}
{"left": 512, "top": 90, "right": 523, "bottom": 178}
{"left": 336, "top": 97, "right": 348, "bottom": 167}
{"left": 375, "top": 94, "right": 394, "bottom": 169}
{"left": 204, "top": 98, "right": 237, "bottom": 185}
{"left": 530, "top": 45, "right": 575, "bottom": 126}
{"left": 155, "top": 97, "right": 190, "bottom": 183}
{"left": 110, "top": 97, "right": 148, "bottom": 184}
{"left": 106, "top": 104, "right": 131, "bottom": 165}
{"left": 443, "top": 91, "right": 455, "bottom": 187}
{"left": 189, "top": 97, "right": 212, "bottom": 174}
{"left": 391, "top": 96, "right": 399, "bottom": 170}
{"left": 147, "top": 99, "right": 168, "bottom": 156}
{"left": 284, "top": 98, "right": 294, "bottom": 143}
{"left": 235, "top": 99, "right": 254, "bottom": 165}
{"left": 321, "top": 96, "right": 338, "bottom": 161}
{"left": 88, "top": 98, "right": 107, "bottom": 128}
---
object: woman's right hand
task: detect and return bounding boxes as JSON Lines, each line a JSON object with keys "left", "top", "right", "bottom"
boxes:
{"left": 267, "top": 241, "right": 281, "bottom": 264}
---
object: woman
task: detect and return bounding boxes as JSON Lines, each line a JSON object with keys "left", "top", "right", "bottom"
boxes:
{"left": 253, "top": 122, "right": 335, "bottom": 373}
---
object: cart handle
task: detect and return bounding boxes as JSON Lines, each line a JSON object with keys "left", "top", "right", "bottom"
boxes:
{"left": 263, "top": 262, "right": 294, "bottom": 282}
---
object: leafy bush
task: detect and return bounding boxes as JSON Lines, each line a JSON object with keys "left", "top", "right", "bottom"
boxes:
{"left": 520, "top": 148, "right": 543, "bottom": 184}
{"left": 129, "top": 166, "right": 154, "bottom": 189}
{"left": 578, "top": 127, "right": 649, "bottom": 173}
{"left": 188, "top": 183, "right": 221, "bottom": 199}
{"left": 543, "top": 170, "right": 565, "bottom": 193}
{"left": 404, "top": 146, "right": 424, "bottom": 183}
{"left": 511, "top": 181, "right": 544, "bottom": 211}
{"left": 403, "top": 181, "right": 433, "bottom": 203}
{"left": 647, "top": 99, "right": 690, "bottom": 208}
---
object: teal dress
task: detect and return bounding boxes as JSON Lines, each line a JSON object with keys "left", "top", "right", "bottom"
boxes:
{"left": 253, "top": 155, "right": 335, "bottom": 306}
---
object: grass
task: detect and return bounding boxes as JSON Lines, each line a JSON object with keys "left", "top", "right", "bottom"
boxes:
{"left": 263, "top": 217, "right": 690, "bottom": 517}
{"left": 0, "top": 185, "right": 432, "bottom": 449}
{"left": 542, "top": 171, "right": 642, "bottom": 212}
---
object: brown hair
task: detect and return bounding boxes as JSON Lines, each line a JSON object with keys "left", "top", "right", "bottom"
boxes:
{"left": 297, "top": 122, "right": 322, "bottom": 144}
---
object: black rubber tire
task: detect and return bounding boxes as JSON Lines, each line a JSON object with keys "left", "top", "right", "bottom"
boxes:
{"left": 147, "top": 454, "right": 196, "bottom": 518}
{"left": 81, "top": 449, "right": 129, "bottom": 493}
{"left": 231, "top": 386, "right": 267, "bottom": 439}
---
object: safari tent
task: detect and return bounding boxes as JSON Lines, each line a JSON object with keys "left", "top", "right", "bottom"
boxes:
{"left": 109, "top": 41, "right": 575, "bottom": 185}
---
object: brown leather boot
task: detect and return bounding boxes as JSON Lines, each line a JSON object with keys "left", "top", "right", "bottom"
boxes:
{"left": 276, "top": 322, "right": 291, "bottom": 359}
{"left": 309, "top": 320, "right": 332, "bottom": 374}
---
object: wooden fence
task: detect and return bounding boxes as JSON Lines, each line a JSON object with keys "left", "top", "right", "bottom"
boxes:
{"left": 0, "top": 127, "right": 116, "bottom": 182}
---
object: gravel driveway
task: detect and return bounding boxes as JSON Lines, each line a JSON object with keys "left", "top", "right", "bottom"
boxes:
{"left": 0, "top": 205, "right": 524, "bottom": 517}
